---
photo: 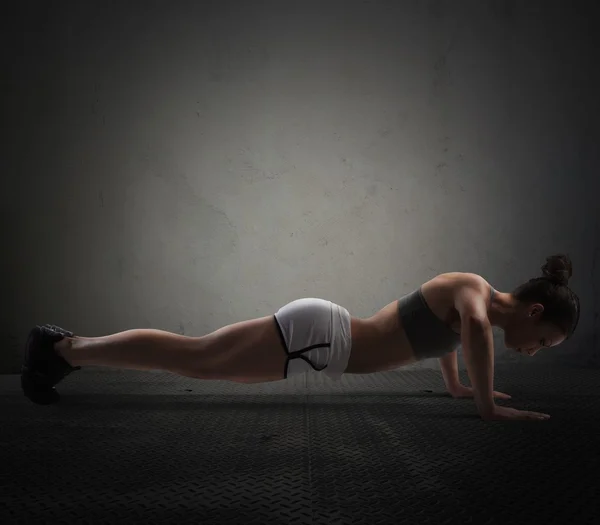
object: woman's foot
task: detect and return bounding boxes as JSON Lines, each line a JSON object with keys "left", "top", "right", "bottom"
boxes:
{"left": 21, "top": 324, "right": 81, "bottom": 405}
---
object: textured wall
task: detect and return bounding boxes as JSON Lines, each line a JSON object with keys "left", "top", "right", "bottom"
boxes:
{"left": 3, "top": 0, "right": 599, "bottom": 373}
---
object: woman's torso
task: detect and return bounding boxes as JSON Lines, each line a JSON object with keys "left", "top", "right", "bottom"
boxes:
{"left": 345, "top": 272, "right": 491, "bottom": 374}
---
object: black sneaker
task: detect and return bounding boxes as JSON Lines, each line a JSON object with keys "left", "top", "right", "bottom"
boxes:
{"left": 21, "top": 324, "right": 81, "bottom": 405}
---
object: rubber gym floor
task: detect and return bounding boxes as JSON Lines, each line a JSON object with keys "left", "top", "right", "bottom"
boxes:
{"left": 1, "top": 364, "right": 598, "bottom": 525}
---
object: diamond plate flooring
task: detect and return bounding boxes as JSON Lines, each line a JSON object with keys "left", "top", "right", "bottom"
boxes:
{"left": 1, "top": 365, "right": 598, "bottom": 525}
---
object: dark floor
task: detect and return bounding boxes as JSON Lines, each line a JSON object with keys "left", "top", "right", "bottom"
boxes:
{"left": 1, "top": 364, "right": 598, "bottom": 525}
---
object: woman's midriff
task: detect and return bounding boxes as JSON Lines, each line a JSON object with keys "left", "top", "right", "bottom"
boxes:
{"left": 345, "top": 300, "right": 418, "bottom": 374}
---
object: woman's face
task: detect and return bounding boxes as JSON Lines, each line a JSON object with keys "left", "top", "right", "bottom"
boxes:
{"left": 503, "top": 303, "right": 566, "bottom": 356}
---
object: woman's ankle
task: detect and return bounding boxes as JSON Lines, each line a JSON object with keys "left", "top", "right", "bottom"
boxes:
{"left": 54, "top": 337, "right": 79, "bottom": 367}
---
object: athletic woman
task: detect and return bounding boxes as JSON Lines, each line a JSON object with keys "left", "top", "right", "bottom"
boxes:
{"left": 22, "top": 254, "right": 580, "bottom": 421}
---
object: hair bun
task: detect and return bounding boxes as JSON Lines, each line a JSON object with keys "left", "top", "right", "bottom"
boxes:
{"left": 541, "top": 254, "right": 572, "bottom": 285}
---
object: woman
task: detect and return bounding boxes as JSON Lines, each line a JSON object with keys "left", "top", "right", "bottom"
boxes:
{"left": 22, "top": 254, "right": 580, "bottom": 421}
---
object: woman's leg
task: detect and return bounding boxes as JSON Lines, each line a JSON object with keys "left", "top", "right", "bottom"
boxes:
{"left": 55, "top": 316, "right": 288, "bottom": 383}
{"left": 22, "top": 297, "right": 351, "bottom": 405}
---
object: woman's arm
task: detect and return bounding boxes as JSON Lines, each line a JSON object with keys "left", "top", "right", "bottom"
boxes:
{"left": 451, "top": 277, "right": 548, "bottom": 420}
{"left": 454, "top": 283, "right": 497, "bottom": 417}
{"left": 439, "top": 351, "right": 461, "bottom": 393}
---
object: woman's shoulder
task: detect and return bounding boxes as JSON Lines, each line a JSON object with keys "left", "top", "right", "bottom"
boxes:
{"left": 423, "top": 272, "right": 493, "bottom": 305}
{"left": 428, "top": 271, "right": 491, "bottom": 289}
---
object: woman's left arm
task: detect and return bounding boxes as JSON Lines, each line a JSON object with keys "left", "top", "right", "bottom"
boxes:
{"left": 439, "top": 350, "right": 462, "bottom": 395}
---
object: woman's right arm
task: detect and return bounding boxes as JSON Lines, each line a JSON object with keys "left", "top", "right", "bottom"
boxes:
{"left": 454, "top": 284, "right": 496, "bottom": 418}
{"left": 453, "top": 278, "right": 551, "bottom": 421}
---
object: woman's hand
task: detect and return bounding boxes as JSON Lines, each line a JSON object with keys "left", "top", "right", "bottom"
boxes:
{"left": 447, "top": 386, "right": 550, "bottom": 421}
{"left": 448, "top": 384, "right": 512, "bottom": 400}
{"left": 482, "top": 405, "right": 550, "bottom": 421}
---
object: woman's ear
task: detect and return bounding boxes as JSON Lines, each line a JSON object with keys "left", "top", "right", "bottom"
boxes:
{"left": 530, "top": 304, "right": 545, "bottom": 317}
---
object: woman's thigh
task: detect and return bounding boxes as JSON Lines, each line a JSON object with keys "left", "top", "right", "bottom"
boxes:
{"left": 188, "top": 315, "right": 287, "bottom": 383}
{"left": 187, "top": 297, "right": 351, "bottom": 383}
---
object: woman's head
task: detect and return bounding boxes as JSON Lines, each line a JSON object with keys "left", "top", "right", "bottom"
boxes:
{"left": 502, "top": 254, "right": 580, "bottom": 356}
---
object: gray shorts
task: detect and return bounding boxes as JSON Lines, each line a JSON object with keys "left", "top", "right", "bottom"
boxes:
{"left": 273, "top": 298, "right": 352, "bottom": 381}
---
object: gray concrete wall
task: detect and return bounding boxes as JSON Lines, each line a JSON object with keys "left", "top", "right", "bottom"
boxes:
{"left": 3, "top": 0, "right": 599, "bottom": 374}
